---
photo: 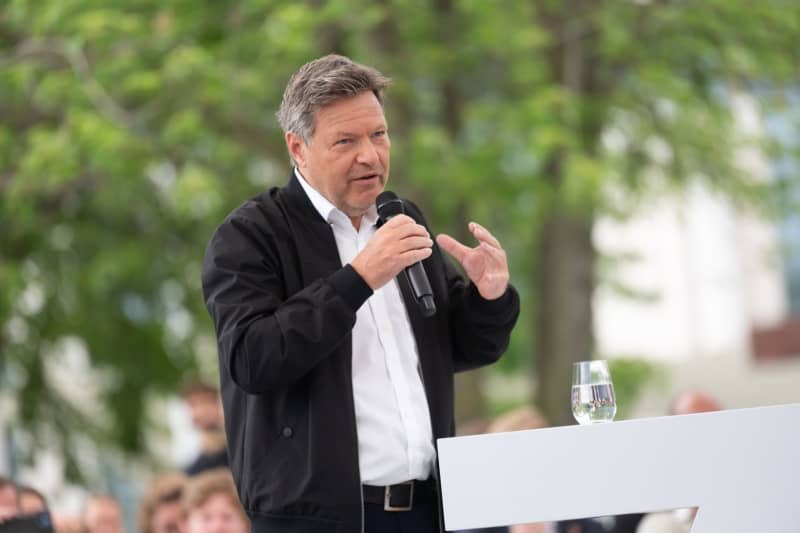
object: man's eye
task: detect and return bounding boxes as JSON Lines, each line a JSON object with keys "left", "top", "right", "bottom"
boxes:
{"left": 336, "top": 138, "right": 351, "bottom": 145}
{"left": 372, "top": 131, "right": 386, "bottom": 138}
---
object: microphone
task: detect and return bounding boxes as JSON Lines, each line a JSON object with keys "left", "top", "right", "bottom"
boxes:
{"left": 376, "top": 191, "right": 437, "bottom": 317}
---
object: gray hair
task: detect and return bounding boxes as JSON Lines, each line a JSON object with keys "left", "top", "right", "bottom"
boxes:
{"left": 277, "top": 54, "right": 391, "bottom": 145}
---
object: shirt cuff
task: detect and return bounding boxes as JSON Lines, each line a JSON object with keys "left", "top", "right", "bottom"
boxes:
{"left": 328, "top": 264, "right": 373, "bottom": 312}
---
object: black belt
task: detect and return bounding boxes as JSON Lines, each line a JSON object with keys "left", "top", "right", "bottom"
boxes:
{"left": 362, "top": 479, "right": 437, "bottom": 511}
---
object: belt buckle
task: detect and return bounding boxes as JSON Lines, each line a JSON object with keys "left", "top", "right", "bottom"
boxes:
{"left": 384, "top": 481, "right": 414, "bottom": 512}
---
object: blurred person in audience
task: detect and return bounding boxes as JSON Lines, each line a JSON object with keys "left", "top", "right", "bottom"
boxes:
{"left": 18, "top": 485, "right": 48, "bottom": 515}
{"left": 455, "top": 417, "right": 492, "bottom": 437}
{"left": 0, "top": 476, "right": 20, "bottom": 522}
{"left": 559, "top": 516, "right": 649, "bottom": 533}
{"left": 635, "top": 390, "right": 722, "bottom": 533}
{"left": 487, "top": 406, "right": 548, "bottom": 435}
{"left": 556, "top": 524, "right": 605, "bottom": 533}
{"left": 183, "top": 469, "right": 248, "bottom": 533}
{"left": 669, "top": 390, "right": 721, "bottom": 417}
{"left": 52, "top": 513, "right": 84, "bottom": 533}
{"left": 635, "top": 509, "right": 694, "bottom": 533}
{"left": 83, "top": 494, "right": 126, "bottom": 533}
{"left": 138, "top": 472, "right": 187, "bottom": 533}
{"left": 608, "top": 513, "right": 644, "bottom": 533}
{"left": 181, "top": 381, "right": 228, "bottom": 476}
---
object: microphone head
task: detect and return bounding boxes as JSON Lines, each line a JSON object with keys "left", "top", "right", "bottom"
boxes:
{"left": 376, "top": 190, "right": 404, "bottom": 222}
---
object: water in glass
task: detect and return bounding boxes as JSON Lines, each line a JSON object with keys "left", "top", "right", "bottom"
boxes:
{"left": 571, "top": 382, "right": 617, "bottom": 424}
{"left": 571, "top": 360, "right": 617, "bottom": 424}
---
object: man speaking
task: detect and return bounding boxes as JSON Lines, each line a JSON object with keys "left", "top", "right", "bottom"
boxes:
{"left": 202, "top": 54, "right": 519, "bottom": 533}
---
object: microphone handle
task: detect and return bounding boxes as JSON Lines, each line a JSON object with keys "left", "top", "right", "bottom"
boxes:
{"left": 404, "top": 262, "right": 436, "bottom": 317}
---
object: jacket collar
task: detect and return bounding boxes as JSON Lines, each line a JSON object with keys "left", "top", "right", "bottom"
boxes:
{"left": 293, "top": 167, "right": 338, "bottom": 223}
{"left": 278, "top": 173, "right": 343, "bottom": 284}
{"left": 292, "top": 167, "right": 379, "bottom": 229}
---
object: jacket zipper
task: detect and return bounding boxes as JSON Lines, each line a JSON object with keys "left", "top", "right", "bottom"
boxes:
{"left": 417, "top": 361, "right": 444, "bottom": 533}
{"left": 348, "top": 345, "right": 366, "bottom": 533}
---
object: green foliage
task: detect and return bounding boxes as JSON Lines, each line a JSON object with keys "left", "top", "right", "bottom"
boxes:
{"left": 1, "top": 0, "right": 799, "bottom": 477}
{"left": 609, "top": 358, "right": 664, "bottom": 420}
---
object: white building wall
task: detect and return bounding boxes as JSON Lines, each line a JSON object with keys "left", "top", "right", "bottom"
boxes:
{"left": 594, "top": 91, "right": 800, "bottom": 416}
{"left": 595, "top": 185, "right": 754, "bottom": 364}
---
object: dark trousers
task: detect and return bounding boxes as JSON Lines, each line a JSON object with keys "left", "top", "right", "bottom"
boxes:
{"left": 364, "top": 501, "right": 440, "bottom": 533}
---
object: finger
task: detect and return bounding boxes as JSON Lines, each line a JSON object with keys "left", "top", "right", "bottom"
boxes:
{"left": 469, "top": 222, "right": 501, "bottom": 248}
{"left": 436, "top": 233, "right": 471, "bottom": 263}
{"left": 479, "top": 241, "right": 507, "bottom": 265}
{"left": 469, "top": 222, "right": 501, "bottom": 249}
{"left": 398, "top": 246, "right": 433, "bottom": 266}
{"left": 383, "top": 214, "right": 416, "bottom": 228}
{"left": 398, "top": 235, "right": 434, "bottom": 251}
{"left": 380, "top": 217, "right": 430, "bottom": 239}
{"left": 479, "top": 244, "right": 509, "bottom": 280}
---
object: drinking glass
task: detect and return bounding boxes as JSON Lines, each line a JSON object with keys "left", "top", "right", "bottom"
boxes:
{"left": 571, "top": 360, "right": 617, "bottom": 424}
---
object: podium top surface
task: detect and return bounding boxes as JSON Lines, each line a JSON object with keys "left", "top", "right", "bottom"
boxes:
{"left": 437, "top": 403, "right": 800, "bottom": 532}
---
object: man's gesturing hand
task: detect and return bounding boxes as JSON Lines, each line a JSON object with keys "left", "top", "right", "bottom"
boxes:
{"left": 351, "top": 215, "right": 433, "bottom": 290}
{"left": 436, "top": 222, "right": 509, "bottom": 300}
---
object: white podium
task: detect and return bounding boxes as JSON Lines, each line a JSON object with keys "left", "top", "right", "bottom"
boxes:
{"left": 438, "top": 404, "right": 800, "bottom": 532}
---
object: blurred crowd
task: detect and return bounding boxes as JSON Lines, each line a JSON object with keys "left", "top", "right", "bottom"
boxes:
{"left": 0, "top": 467, "right": 247, "bottom": 533}
{"left": 0, "top": 381, "right": 245, "bottom": 533}
{"left": 0, "top": 382, "right": 719, "bottom": 533}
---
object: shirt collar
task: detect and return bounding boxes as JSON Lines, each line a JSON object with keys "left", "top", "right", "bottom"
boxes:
{"left": 295, "top": 168, "right": 337, "bottom": 223}
{"left": 294, "top": 168, "right": 379, "bottom": 228}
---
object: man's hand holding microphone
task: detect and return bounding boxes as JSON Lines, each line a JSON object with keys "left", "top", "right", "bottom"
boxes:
{"left": 350, "top": 213, "right": 433, "bottom": 291}
{"left": 350, "top": 191, "right": 510, "bottom": 317}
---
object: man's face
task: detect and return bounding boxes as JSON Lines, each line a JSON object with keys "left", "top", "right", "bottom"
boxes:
{"left": 186, "top": 494, "right": 248, "bottom": 533}
{"left": 19, "top": 491, "right": 47, "bottom": 515}
{"left": 289, "top": 91, "right": 390, "bottom": 223}
{"left": 151, "top": 501, "right": 185, "bottom": 533}
{"left": 84, "top": 498, "right": 125, "bottom": 533}
{"left": 185, "top": 393, "right": 223, "bottom": 433}
{"left": 0, "top": 485, "right": 18, "bottom": 522}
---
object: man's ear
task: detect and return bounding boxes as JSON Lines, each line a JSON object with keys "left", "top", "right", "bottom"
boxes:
{"left": 286, "top": 132, "right": 307, "bottom": 167}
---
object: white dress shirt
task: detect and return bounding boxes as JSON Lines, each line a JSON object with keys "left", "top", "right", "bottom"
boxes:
{"left": 295, "top": 170, "right": 436, "bottom": 485}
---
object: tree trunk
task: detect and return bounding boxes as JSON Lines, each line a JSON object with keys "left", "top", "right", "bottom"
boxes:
{"left": 532, "top": 0, "right": 603, "bottom": 426}
{"left": 309, "top": 0, "right": 346, "bottom": 54}
{"left": 452, "top": 201, "right": 490, "bottom": 425}
{"left": 432, "top": 0, "right": 490, "bottom": 424}
{"left": 534, "top": 213, "right": 595, "bottom": 425}
{"left": 454, "top": 371, "right": 487, "bottom": 425}
{"left": 367, "top": 0, "right": 415, "bottom": 194}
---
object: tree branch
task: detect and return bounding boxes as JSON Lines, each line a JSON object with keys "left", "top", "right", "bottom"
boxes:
{"left": 0, "top": 38, "right": 141, "bottom": 132}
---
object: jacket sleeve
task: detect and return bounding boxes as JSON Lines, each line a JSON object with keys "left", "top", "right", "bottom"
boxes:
{"left": 201, "top": 214, "right": 372, "bottom": 394}
{"left": 443, "top": 254, "right": 520, "bottom": 372}
{"left": 403, "top": 201, "right": 520, "bottom": 372}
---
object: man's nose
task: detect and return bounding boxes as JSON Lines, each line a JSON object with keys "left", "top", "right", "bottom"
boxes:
{"left": 210, "top": 520, "right": 229, "bottom": 533}
{"left": 355, "top": 138, "right": 379, "bottom": 165}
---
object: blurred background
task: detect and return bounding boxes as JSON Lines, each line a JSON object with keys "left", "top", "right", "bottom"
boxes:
{"left": 2, "top": 0, "right": 800, "bottom": 529}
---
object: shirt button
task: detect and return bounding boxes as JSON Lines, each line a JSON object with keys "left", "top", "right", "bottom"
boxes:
{"left": 281, "top": 426, "right": 293, "bottom": 438}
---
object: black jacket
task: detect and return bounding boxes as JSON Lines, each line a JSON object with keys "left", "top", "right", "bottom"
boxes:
{"left": 184, "top": 448, "right": 228, "bottom": 477}
{"left": 202, "top": 175, "right": 520, "bottom": 532}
